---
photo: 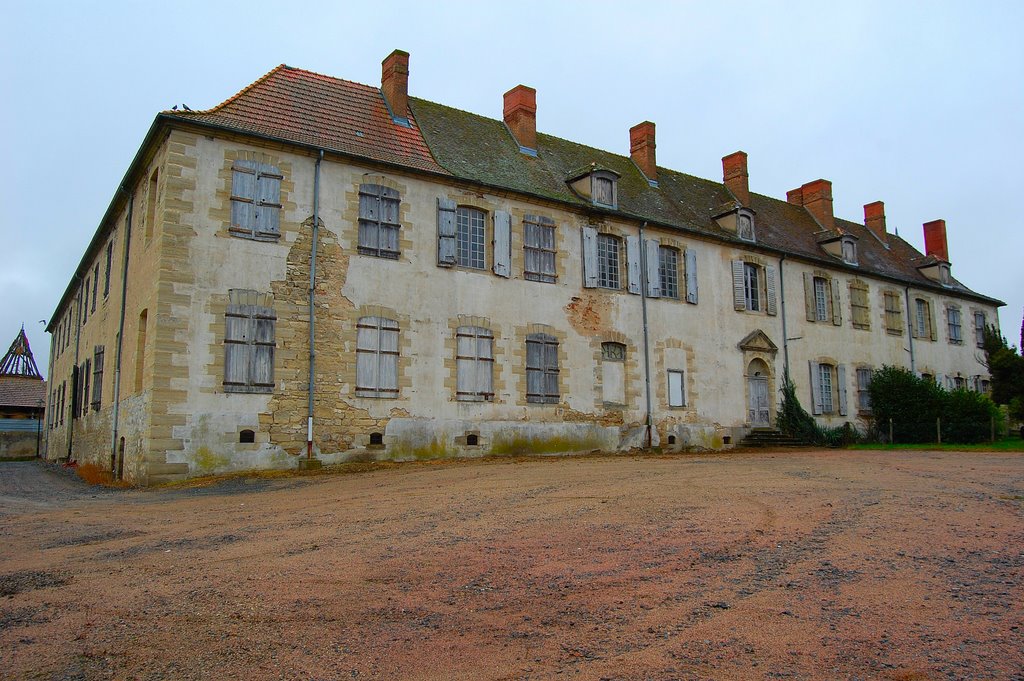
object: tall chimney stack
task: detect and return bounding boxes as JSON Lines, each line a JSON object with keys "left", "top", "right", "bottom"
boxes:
{"left": 503, "top": 85, "right": 537, "bottom": 151}
{"left": 923, "top": 219, "right": 949, "bottom": 261}
{"left": 787, "top": 179, "right": 834, "bottom": 231}
{"left": 381, "top": 49, "right": 410, "bottom": 121}
{"left": 864, "top": 201, "right": 887, "bottom": 241}
{"left": 722, "top": 151, "right": 749, "bottom": 206}
{"left": 629, "top": 122, "right": 657, "bottom": 182}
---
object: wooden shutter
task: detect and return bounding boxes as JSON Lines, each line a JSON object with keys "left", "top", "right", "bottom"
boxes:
{"left": 831, "top": 279, "right": 842, "bottom": 326}
{"left": 803, "top": 272, "right": 815, "bottom": 321}
{"left": 492, "top": 210, "right": 511, "bottom": 278}
{"left": 837, "top": 364, "right": 847, "bottom": 416}
{"left": 766, "top": 266, "right": 778, "bottom": 316}
{"left": 91, "top": 346, "right": 104, "bottom": 408}
{"left": 626, "top": 235, "right": 642, "bottom": 295}
{"left": 230, "top": 160, "right": 257, "bottom": 234}
{"left": 732, "top": 261, "right": 745, "bottom": 310}
{"left": 254, "top": 164, "right": 282, "bottom": 238}
{"left": 685, "top": 248, "right": 698, "bottom": 304}
{"left": 928, "top": 302, "right": 937, "bottom": 341}
{"left": 809, "top": 361, "right": 823, "bottom": 415}
{"left": 437, "top": 198, "right": 457, "bottom": 266}
{"left": 644, "top": 239, "right": 661, "bottom": 298}
{"left": 581, "top": 226, "right": 598, "bottom": 288}
{"left": 251, "top": 308, "right": 276, "bottom": 391}
{"left": 224, "top": 304, "right": 252, "bottom": 389}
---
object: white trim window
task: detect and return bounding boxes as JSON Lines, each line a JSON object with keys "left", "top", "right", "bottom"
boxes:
{"left": 814, "top": 277, "right": 829, "bottom": 322}
{"left": 668, "top": 369, "right": 685, "bottom": 407}
{"left": 456, "top": 207, "right": 486, "bottom": 269}
{"left": 658, "top": 246, "right": 680, "bottom": 300}
{"left": 597, "top": 234, "right": 621, "bottom": 289}
{"left": 356, "top": 316, "right": 399, "bottom": 398}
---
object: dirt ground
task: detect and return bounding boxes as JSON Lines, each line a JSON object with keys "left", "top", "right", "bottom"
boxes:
{"left": 1, "top": 450, "right": 1022, "bottom": 681}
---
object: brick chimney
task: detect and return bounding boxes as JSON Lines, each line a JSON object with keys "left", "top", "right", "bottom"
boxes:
{"left": 722, "top": 151, "right": 749, "bottom": 206}
{"left": 629, "top": 122, "right": 657, "bottom": 181}
{"left": 503, "top": 85, "right": 537, "bottom": 151}
{"left": 864, "top": 201, "right": 887, "bottom": 241}
{"left": 381, "top": 49, "right": 410, "bottom": 120}
{"left": 787, "top": 179, "right": 834, "bottom": 231}
{"left": 923, "top": 219, "right": 949, "bottom": 261}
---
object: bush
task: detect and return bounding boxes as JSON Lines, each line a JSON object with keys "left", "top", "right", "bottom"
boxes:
{"left": 943, "top": 389, "right": 1002, "bottom": 443}
{"left": 776, "top": 377, "right": 854, "bottom": 447}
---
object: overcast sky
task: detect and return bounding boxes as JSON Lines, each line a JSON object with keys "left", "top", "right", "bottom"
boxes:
{"left": 2, "top": 1, "right": 1022, "bottom": 377}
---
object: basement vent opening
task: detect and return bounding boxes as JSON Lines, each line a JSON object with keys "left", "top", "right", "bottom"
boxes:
{"left": 723, "top": 436, "right": 732, "bottom": 445}
{"left": 466, "top": 433, "right": 479, "bottom": 446}
{"left": 369, "top": 432, "right": 384, "bottom": 446}
{"left": 667, "top": 435, "right": 676, "bottom": 445}
{"left": 239, "top": 429, "right": 255, "bottom": 444}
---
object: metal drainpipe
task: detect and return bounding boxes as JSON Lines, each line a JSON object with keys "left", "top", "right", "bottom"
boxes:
{"left": 307, "top": 150, "right": 324, "bottom": 459}
{"left": 110, "top": 187, "right": 134, "bottom": 476}
{"left": 638, "top": 222, "right": 654, "bottom": 448}
{"left": 44, "top": 322, "right": 56, "bottom": 459}
{"left": 67, "top": 277, "right": 83, "bottom": 461}
{"left": 779, "top": 255, "right": 790, "bottom": 380}
{"left": 905, "top": 286, "right": 915, "bottom": 373}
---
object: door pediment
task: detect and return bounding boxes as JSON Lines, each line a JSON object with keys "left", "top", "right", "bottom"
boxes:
{"left": 738, "top": 329, "right": 778, "bottom": 355}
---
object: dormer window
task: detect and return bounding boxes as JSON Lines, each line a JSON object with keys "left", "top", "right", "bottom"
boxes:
{"left": 566, "top": 166, "right": 619, "bottom": 209}
{"left": 737, "top": 210, "right": 755, "bottom": 242}
{"left": 841, "top": 236, "right": 857, "bottom": 265}
{"left": 714, "top": 206, "right": 756, "bottom": 242}
{"left": 939, "top": 263, "right": 951, "bottom": 285}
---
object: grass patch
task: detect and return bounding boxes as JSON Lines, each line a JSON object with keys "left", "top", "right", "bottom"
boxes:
{"left": 848, "top": 437, "right": 1024, "bottom": 452}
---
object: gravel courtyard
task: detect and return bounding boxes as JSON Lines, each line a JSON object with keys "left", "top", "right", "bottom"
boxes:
{"left": 1, "top": 450, "right": 1022, "bottom": 680}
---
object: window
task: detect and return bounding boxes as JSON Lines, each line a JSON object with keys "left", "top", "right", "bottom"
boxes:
{"left": 456, "top": 206, "right": 486, "bottom": 269}
{"left": 668, "top": 369, "right": 685, "bottom": 407}
{"left": 953, "top": 376, "right": 966, "bottom": 390}
{"left": 82, "top": 280, "right": 89, "bottom": 324}
{"left": 592, "top": 173, "right": 617, "bottom": 207}
{"left": 732, "top": 260, "right": 777, "bottom": 315}
{"left": 224, "top": 290, "right": 276, "bottom": 394}
{"left": 79, "top": 359, "right": 91, "bottom": 419}
{"left": 809, "top": 361, "right": 847, "bottom": 416}
{"left": 91, "top": 346, "right": 104, "bottom": 411}
{"left": 813, "top": 277, "right": 829, "bottom": 322}
{"left": 841, "top": 238, "right": 857, "bottom": 265}
{"left": 59, "top": 382, "right": 65, "bottom": 426}
{"left": 356, "top": 316, "right": 399, "bottom": 398}
{"left": 526, "top": 333, "right": 559, "bottom": 404}
{"left": 103, "top": 240, "right": 113, "bottom": 298}
{"left": 849, "top": 282, "right": 870, "bottom": 330}
{"left": 974, "top": 312, "right": 987, "bottom": 348}
{"left": 524, "top": 215, "right": 556, "bottom": 283}
{"left": 239, "top": 429, "right": 255, "bottom": 444}
{"left": 737, "top": 212, "right": 754, "bottom": 242}
{"left": 229, "top": 160, "right": 282, "bottom": 241}
{"left": 92, "top": 264, "right": 99, "bottom": 312}
{"left": 601, "top": 342, "right": 626, "bottom": 405}
{"left": 913, "top": 298, "right": 935, "bottom": 340}
{"left": 597, "top": 234, "right": 621, "bottom": 289}
{"left": 145, "top": 168, "right": 159, "bottom": 242}
{"left": 884, "top": 291, "right": 903, "bottom": 335}
{"left": 658, "top": 246, "right": 680, "bottom": 300}
{"left": 856, "top": 367, "right": 872, "bottom": 412}
{"left": 358, "top": 184, "right": 401, "bottom": 259}
{"left": 947, "top": 307, "right": 962, "bottom": 345}
{"left": 456, "top": 326, "right": 494, "bottom": 401}
{"left": 920, "top": 372, "right": 934, "bottom": 383}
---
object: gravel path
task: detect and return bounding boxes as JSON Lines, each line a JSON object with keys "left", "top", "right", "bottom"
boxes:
{"left": 1, "top": 451, "right": 1022, "bottom": 680}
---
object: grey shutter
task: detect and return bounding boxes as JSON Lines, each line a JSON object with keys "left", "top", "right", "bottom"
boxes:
{"left": 254, "top": 165, "right": 282, "bottom": 238}
{"left": 809, "top": 361, "right": 823, "bottom": 415}
{"left": 766, "top": 266, "right": 778, "bottom": 316}
{"left": 837, "top": 364, "right": 847, "bottom": 416}
{"left": 803, "top": 273, "right": 815, "bottom": 321}
{"left": 356, "top": 321, "right": 378, "bottom": 396}
{"left": 732, "top": 260, "right": 745, "bottom": 310}
{"left": 380, "top": 322, "right": 399, "bottom": 395}
{"left": 492, "top": 210, "right": 511, "bottom": 278}
{"left": 581, "top": 226, "right": 598, "bottom": 288}
{"left": 645, "top": 239, "right": 661, "bottom": 298}
{"left": 929, "top": 304, "right": 938, "bottom": 341}
{"left": 626, "top": 235, "right": 642, "bottom": 295}
{"left": 224, "top": 306, "right": 252, "bottom": 389}
{"left": 230, "top": 161, "right": 257, "bottom": 234}
{"left": 437, "top": 198, "right": 457, "bottom": 267}
{"left": 685, "top": 248, "right": 698, "bottom": 304}
{"left": 251, "top": 309, "right": 276, "bottom": 391}
{"left": 831, "top": 279, "right": 843, "bottom": 326}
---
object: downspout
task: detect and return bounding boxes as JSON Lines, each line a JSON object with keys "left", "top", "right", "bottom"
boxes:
{"left": 110, "top": 186, "right": 134, "bottom": 475}
{"left": 44, "top": 324, "right": 56, "bottom": 459}
{"left": 638, "top": 222, "right": 654, "bottom": 448}
{"left": 67, "top": 278, "right": 83, "bottom": 461}
{"left": 779, "top": 255, "right": 790, "bottom": 379}
{"left": 306, "top": 150, "right": 324, "bottom": 459}
{"left": 904, "top": 286, "right": 916, "bottom": 373}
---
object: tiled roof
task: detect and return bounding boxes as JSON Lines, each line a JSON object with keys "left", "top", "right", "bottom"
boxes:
{"left": 0, "top": 377, "right": 46, "bottom": 410}
{"left": 165, "top": 65, "right": 449, "bottom": 176}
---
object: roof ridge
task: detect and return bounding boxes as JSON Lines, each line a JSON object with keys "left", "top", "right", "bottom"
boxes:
{"left": 163, "top": 64, "right": 290, "bottom": 115}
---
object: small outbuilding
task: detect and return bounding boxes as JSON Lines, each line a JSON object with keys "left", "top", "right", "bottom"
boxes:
{"left": 0, "top": 328, "right": 46, "bottom": 459}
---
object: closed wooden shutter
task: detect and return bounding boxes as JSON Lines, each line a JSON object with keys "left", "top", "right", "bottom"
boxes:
{"left": 91, "top": 346, "right": 104, "bottom": 409}
{"left": 356, "top": 317, "right": 399, "bottom": 398}
{"left": 928, "top": 302, "right": 937, "bottom": 341}
{"left": 626, "top": 235, "right": 642, "bottom": 295}
{"left": 359, "top": 184, "right": 401, "bottom": 258}
{"left": 254, "top": 164, "right": 282, "bottom": 239}
{"left": 765, "top": 266, "right": 777, "bottom": 316}
{"left": 457, "top": 326, "right": 494, "bottom": 401}
{"left": 492, "top": 210, "right": 511, "bottom": 278}
{"left": 644, "top": 238, "right": 661, "bottom": 298}
{"left": 224, "top": 304, "right": 253, "bottom": 390}
{"left": 831, "top": 279, "right": 842, "bottom": 326}
{"left": 526, "top": 333, "right": 559, "bottom": 403}
{"left": 809, "top": 361, "right": 823, "bottom": 415}
{"left": 732, "top": 261, "right": 745, "bottom": 310}
{"left": 251, "top": 310, "right": 276, "bottom": 390}
{"left": 230, "top": 160, "right": 257, "bottom": 234}
{"left": 437, "top": 198, "right": 457, "bottom": 266}
{"left": 803, "top": 272, "right": 815, "bottom": 321}
{"left": 837, "top": 364, "right": 847, "bottom": 416}
{"left": 685, "top": 248, "right": 698, "bottom": 304}
{"left": 581, "top": 226, "right": 598, "bottom": 288}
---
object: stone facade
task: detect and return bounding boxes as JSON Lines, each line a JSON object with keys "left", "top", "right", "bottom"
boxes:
{"left": 43, "top": 53, "right": 1002, "bottom": 485}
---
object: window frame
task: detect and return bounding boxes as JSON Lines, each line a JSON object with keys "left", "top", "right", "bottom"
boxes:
{"left": 884, "top": 291, "right": 903, "bottom": 336}
{"left": 667, "top": 369, "right": 686, "bottom": 408}
{"left": 974, "top": 311, "right": 987, "bottom": 348}
{"left": 818, "top": 363, "right": 835, "bottom": 413}
{"left": 455, "top": 206, "right": 487, "bottom": 270}
{"left": 355, "top": 316, "right": 400, "bottom": 399}
{"left": 357, "top": 183, "right": 401, "bottom": 260}
{"left": 947, "top": 306, "right": 962, "bottom": 345}
{"left": 526, "top": 333, "right": 559, "bottom": 404}
{"left": 813, "top": 277, "right": 829, "bottom": 322}
{"left": 456, "top": 326, "right": 494, "bottom": 402}
{"left": 523, "top": 214, "right": 557, "bottom": 283}
{"left": 743, "top": 262, "right": 761, "bottom": 312}
{"left": 849, "top": 281, "right": 870, "bottom": 330}
{"left": 856, "top": 367, "right": 872, "bottom": 413}
{"left": 658, "top": 246, "right": 680, "bottom": 300}
{"left": 229, "top": 159, "right": 283, "bottom": 242}
{"left": 596, "top": 233, "right": 622, "bottom": 290}
{"left": 223, "top": 291, "right": 277, "bottom": 394}
{"left": 590, "top": 171, "right": 618, "bottom": 208}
